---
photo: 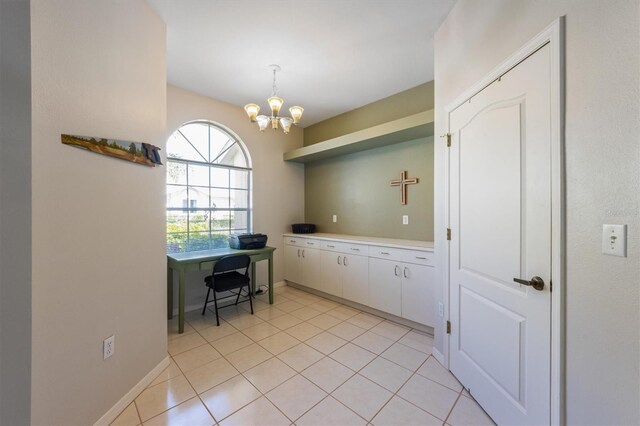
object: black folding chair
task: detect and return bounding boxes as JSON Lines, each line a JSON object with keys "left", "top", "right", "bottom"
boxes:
{"left": 202, "top": 254, "right": 253, "bottom": 326}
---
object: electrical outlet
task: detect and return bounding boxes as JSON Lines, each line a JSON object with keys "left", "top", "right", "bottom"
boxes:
{"left": 402, "top": 215, "right": 409, "bottom": 225}
{"left": 438, "top": 302, "right": 444, "bottom": 317}
{"left": 103, "top": 335, "right": 115, "bottom": 360}
{"left": 332, "top": 215, "right": 337, "bottom": 223}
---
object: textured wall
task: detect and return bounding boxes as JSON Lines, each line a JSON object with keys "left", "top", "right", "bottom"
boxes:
{"left": 433, "top": 1, "right": 639, "bottom": 424}
{"left": 167, "top": 84, "right": 305, "bottom": 310}
{"left": 30, "top": 1, "right": 167, "bottom": 424}
{"left": 305, "top": 137, "right": 433, "bottom": 241}
{"left": 0, "top": 1, "right": 32, "bottom": 424}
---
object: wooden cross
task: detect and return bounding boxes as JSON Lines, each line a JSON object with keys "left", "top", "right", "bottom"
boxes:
{"left": 390, "top": 171, "right": 419, "bottom": 205}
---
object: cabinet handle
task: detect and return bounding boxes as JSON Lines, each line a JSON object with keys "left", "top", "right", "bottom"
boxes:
{"left": 297, "top": 249, "right": 300, "bottom": 257}
{"left": 327, "top": 245, "right": 335, "bottom": 248}
{"left": 337, "top": 256, "right": 341, "bottom": 265}
{"left": 350, "top": 248, "right": 360, "bottom": 251}
{"left": 290, "top": 239, "right": 296, "bottom": 243}
{"left": 343, "top": 256, "right": 348, "bottom": 266}
{"left": 307, "top": 242, "right": 314, "bottom": 245}
{"left": 415, "top": 256, "right": 427, "bottom": 260}
{"left": 302, "top": 249, "right": 305, "bottom": 258}
{"left": 394, "top": 265, "right": 400, "bottom": 276}
{"left": 381, "top": 252, "right": 390, "bottom": 255}
{"left": 404, "top": 267, "right": 409, "bottom": 278}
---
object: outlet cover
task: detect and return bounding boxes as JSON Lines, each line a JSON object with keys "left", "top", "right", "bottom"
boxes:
{"left": 103, "top": 335, "right": 115, "bottom": 360}
{"left": 602, "top": 224, "right": 627, "bottom": 257}
{"left": 332, "top": 215, "right": 337, "bottom": 223}
{"left": 402, "top": 215, "right": 409, "bottom": 225}
{"left": 438, "top": 302, "right": 444, "bottom": 317}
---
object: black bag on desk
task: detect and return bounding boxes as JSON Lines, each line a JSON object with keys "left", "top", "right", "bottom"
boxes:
{"left": 229, "top": 233, "right": 268, "bottom": 249}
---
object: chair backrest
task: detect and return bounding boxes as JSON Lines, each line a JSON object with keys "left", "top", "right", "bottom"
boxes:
{"left": 213, "top": 254, "right": 251, "bottom": 275}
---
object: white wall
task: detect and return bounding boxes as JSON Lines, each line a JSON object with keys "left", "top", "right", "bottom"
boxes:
{"left": 30, "top": 1, "right": 167, "bottom": 424}
{"left": 0, "top": 1, "right": 32, "bottom": 424}
{"left": 433, "top": 1, "right": 639, "bottom": 424}
{"left": 167, "top": 85, "right": 305, "bottom": 310}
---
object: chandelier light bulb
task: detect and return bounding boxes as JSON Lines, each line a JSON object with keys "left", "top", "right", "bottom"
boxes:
{"left": 289, "top": 106, "right": 304, "bottom": 124}
{"left": 244, "top": 103, "right": 260, "bottom": 122}
{"left": 267, "top": 96, "right": 284, "bottom": 115}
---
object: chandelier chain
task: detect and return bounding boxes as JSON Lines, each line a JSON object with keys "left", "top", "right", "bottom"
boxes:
{"left": 271, "top": 68, "right": 278, "bottom": 97}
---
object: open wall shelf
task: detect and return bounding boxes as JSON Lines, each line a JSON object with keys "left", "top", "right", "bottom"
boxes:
{"left": 283, "top": 110, "right": 434, "bottom": 163}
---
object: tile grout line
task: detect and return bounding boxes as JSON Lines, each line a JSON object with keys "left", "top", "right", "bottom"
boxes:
{"left": 160, "top": 286, "right": 445, "bottom": 425}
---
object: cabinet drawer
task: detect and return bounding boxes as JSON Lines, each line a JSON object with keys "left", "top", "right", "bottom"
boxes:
{"left": 321, "top": 240, "right": 369, "bottom": 255}
{"left": 285, "top": 237, "right": 321, "bottom": 247}
{"left": 368, "top": 246, "right": 433, "bottom": 266}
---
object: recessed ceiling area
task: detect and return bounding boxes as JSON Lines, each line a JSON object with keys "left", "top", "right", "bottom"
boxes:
{"left": 147, "top": 0, "right": 456, "bottom": 126}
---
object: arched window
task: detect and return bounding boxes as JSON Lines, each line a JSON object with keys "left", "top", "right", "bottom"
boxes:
{"left": 166, "top": 121, "right": 252, "bottom": 253}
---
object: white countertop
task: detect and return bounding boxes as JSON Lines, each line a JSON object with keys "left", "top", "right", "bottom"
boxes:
{"left": 283, "top": 232, "right": 434, "bottom": 252}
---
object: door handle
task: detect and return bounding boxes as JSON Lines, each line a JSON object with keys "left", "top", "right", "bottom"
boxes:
{"left": 513, "top": 276, "right": 545, "bottom": 291}
{"left": 394, "top": 265, "right": 400, "bottom": 276}
{"left": 337, "top": 256, "right": 341, "bottom": 265}
{"left": 302, "top": 249, "right": 305, "bottom": 258}
{"left": 343, "top": 256, "right": 348, "bottom": 267}
{"left": 297, "top": 249, "right": 300, "bottom": 257}
{"left": 403, "top": 267, "right": 408, "bottom": 278}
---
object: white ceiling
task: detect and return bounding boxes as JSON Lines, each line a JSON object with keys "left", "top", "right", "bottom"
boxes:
{"left": 147, "top": 0, "right": 456, "bottom": 126}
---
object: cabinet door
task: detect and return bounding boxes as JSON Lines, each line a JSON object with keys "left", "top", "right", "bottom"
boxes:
{"left": 300, "top": 247, "right": 322, "bottom": 290}
{"left": 401, "top": 263, "right": 435, "bottom": 326}
{"left": 319, "top": 251, "right": 343, "bottom": 297}
{"left": 368, "top": 258, "right": 401, "bottom": 316}
{"left": 284, "top": 245, "right": 301, "bottom": 284}
{"left": 343, "top": 254, "right": 368, "bottom": 305}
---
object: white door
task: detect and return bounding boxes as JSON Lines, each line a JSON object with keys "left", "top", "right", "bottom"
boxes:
{"left": 300, "top": 247, "right": 321, "bottom": 290}
{"left": 401, "top": 264, "right": 434, "bottom": 326}
{"left": 449, "top": 44, "right": 552, "bottom": 425}
{"left": 342, "top": 254, "right": 369, "bottom": 306}
{"left": 368, "top": 258, "right": 402, "bottom": 317}
{"left": 320, "top": 251, "right": 343, "bottom": 297}
{"left": 284, "top": 245, "right": 300, "bottom": 284}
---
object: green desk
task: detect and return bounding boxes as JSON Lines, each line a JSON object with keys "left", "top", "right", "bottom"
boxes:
{"left": 167, "top": 246, "right": 276, "bottom": 333}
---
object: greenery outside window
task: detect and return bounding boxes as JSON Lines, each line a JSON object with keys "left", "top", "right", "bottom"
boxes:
{"left": 166, "top": 121, "right": 251, "bottom": 253}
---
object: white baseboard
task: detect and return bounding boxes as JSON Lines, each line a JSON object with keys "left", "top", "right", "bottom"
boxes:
{"left": 432, "top": 347, "right": 445, "bottom": 366}
{"left": 94, "top": 356, "right": 170, "bottom": 426}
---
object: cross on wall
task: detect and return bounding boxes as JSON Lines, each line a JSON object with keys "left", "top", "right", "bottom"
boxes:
{"left": 390, "top": 171, "right": 419, "bottom": 205}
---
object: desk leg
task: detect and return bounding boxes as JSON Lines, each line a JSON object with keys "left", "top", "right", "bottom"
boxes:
{"left": 251, "top": 262, "right": 256, "bottom": 295}
{"left": 268, "top": 255, "right": 274, "bottom": 304}
{"left": 178, "top": 269, "right": 185, "bottom": 333}
{"left": 167, "top": 266, "right": 173, "bottom": 320}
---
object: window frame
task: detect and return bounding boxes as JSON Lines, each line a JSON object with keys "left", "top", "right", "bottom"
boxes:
{"left": 166, "top": 120, "right": 252, "bottom": 253}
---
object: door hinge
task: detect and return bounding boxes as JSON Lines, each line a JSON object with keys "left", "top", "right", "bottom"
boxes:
{"left": 440, "top": 132, "right": 452, "bottom": 147}
{"left": 550, "top": 280, "right": 553, "bottom": 293}
{"left": 446, "top": 228, "right": 451, "bottom": 240}
{"left": 446, "top": 320, "right": 451, "bottom": 334}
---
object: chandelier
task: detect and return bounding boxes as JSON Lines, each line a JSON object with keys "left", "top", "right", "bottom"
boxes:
{"left": 244, "top": 64, "right": 304, "bottom": 134}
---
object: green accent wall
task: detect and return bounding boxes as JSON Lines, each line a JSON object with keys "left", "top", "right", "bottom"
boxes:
{"left": 305, "top": 137, "right": 434, "bottom": 241}
{"left": 303, "top": 82, "right": 434, "bottom": 146}
{"left": 303, "top": 82, "right": 434, "bottom": 242}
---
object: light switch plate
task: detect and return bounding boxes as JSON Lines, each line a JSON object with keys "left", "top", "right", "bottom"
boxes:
{"left": 332, "top": 215, "right": 337, "bottom": 223}
{"left": 602, "top": 224, "right": 627, "bottom": 257}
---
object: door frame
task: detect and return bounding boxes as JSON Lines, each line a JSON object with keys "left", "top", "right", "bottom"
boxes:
{"left": 440, "top": 18, "right": 565, "bottom": 425}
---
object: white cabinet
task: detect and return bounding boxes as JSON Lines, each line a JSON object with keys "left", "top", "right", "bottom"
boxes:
{"left": 342, "top": 254, "right": 369, "bottom": 306}
{"left": 284, "top": 234, "right": 434, "bottom": 327}
{"left": 368, "top": 258, "right": 402, "bottom": 316}
{"left": 320, "top": 250, "right": 369, "bottom": 302}
{"left": 284, "top": 237, "right": 321, "bottom": 289}
{"left": 401, "top": 263, "right": 435, "bottom": 326}
{"left": 319, "top": 251, "right": 343, "bottom": 297}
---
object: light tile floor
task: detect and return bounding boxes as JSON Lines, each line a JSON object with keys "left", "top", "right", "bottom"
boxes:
{"left": 112, "top": 285, "right": 496, "bottom": 426}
